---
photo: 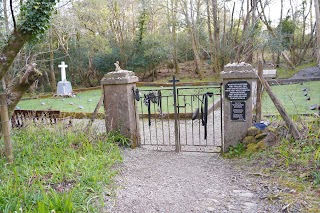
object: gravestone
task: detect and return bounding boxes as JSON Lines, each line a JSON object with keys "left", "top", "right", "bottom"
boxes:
{"left": 56, "top": 61, "right": 73, "bottom": 96}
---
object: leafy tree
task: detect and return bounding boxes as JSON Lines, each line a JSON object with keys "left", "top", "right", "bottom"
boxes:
{"left": 278, "top": 17, "right": 296, "bottom": 49}
{"left": 0, "top": 0, "right": 59, "bottom": 115}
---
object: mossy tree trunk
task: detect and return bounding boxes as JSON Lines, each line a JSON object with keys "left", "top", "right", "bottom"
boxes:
{"left": 0, "top": 0, "right": 58, "bottom": 163}
{"left": 0, "top": 30, "right": 32, "bottom": 81}
{"left": 5, "top": 63, "right": 42, "bottom": 117}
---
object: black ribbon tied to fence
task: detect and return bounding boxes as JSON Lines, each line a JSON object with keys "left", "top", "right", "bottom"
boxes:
{"left": 192, "top": 92, "right": 213, "bottom": 140}
{"left": 144, "top": 91, "right": 162, "bottom": 126}
{"left": 133, "top": 88, "right": 162, "bottom": 126}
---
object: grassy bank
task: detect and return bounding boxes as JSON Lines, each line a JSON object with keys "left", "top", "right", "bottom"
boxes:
{"left": 0, "top": 125, "right": 122, "bottom": 212}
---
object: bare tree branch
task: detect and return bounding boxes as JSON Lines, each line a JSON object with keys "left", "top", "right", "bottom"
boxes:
{"left": 10, "top": 0, "right": 16, "bottom": 31}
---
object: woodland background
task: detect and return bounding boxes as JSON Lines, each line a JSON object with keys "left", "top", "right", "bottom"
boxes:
{"left": 0, "top": 0, "right": 319, "bottom": 91}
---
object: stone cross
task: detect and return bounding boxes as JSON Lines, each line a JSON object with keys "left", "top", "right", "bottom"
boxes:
{"left": 58, "top": 61, "right": 68, "bottom": 81}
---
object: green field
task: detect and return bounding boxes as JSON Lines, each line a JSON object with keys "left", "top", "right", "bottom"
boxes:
{"left": 262, "top": 81, "right": 320, "bottom": 115}
{"left": 17, "top": 81, "right": 320, "bottom": 115}
{"left": 17, "top": 86, "right": 221, "bottom": 114}
{"left": 18, "top": 90, "right": 104, "bottom": 112}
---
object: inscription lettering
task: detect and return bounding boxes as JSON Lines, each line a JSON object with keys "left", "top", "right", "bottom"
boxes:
{"left": 225, "top": 81, "right": 251, "bottom": 101}
{"left": 231, "top": 101, "right": 246, "bottom": 121}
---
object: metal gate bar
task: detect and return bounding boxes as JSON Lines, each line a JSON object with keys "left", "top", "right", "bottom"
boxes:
{"left": 134, "top": 80, "right": 222, "bottom": 153}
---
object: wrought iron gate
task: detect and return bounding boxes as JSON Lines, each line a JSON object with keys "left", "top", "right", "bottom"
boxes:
{"left": 133, "top": 78, "right": 223, "bottom": 153}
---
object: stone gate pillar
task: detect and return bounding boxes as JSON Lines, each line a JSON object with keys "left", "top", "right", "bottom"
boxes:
{"left": 220, "top": 63, "right": 257, "bottom": 153}
{"left": 101, "top": 70, "right": 140, "bottom": 148}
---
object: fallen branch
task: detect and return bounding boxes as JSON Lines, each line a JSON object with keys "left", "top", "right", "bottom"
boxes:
{"left": 86, "top": 94, "right": 104, "bottom": 129}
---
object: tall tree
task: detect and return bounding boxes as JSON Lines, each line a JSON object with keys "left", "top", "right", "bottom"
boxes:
{"left": 257, "top": 0, "right": 295, "bottom": 68}
{"left": 0, "top": 0, "right": 59, "bottom": 116}
{"left": 171, "top": 0, "right": 180, "bottom": 74}
{"left": 248, "top": 0, "right": 257, "bottom": 64}
{"left": 205, "top": 0, "right": 214, "bottom": 72}
{"left": 212, "top": 0, "right": 220, "bottom": 72}
{"left": 181, "top": 0, "right": 203, "bottom": 76}
{"left": 314, "top": 0, "right": 320, "bottom": 65}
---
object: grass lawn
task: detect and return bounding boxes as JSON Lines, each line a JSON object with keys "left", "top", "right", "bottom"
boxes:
{"left": 16, "top": 81, "right": 320, "bottom": 115}
{"left": 262, "top": 81, "right": 320, "bottom": 115}
{"left": 17, "top": 86, "right": 222, "bottom": 114}
{"left": 17, "top": 90, "right": 104, "bottom": 113}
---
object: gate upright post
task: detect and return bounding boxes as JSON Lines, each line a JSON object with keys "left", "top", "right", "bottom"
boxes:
{"left": 101, "top": 69, "right": 140, "bottom": 148}
{"left": 171, "top": 75, "right": 181, "bottom": 152}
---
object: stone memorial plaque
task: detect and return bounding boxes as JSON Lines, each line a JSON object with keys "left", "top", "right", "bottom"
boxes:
{"left": 230, "top": 101, "right": 246, "bottom": 121}
{"left": 225, "top": 81, "right": 251, "bottom": 101}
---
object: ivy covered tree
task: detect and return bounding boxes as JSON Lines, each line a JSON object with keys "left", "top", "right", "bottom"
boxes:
{"left": 0, "top": 0, "right": 59, "bottom": 116}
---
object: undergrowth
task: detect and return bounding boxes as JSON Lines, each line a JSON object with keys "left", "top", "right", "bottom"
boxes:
{"left": 224, "top": 143, "right": 246, "bottom": 158}
{"left": 0, "top": 124, "right": 122, "bottom": 212}
{"left": 259, "top": 118, "right": 320, "bottom": 187}
{"left": 226, "top": 117, "right": 320, "bottom": 211}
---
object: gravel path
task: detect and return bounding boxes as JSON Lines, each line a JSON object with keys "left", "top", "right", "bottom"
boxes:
{"left": 104, "top": 149, "right": 279, "bottom": 213}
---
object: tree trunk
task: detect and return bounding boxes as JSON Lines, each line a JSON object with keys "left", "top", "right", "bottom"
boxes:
{"left": 0, "top": 93, "right": 13, "bottom": 163}
{"left": 256, "top": 61, "right": 263, "bottom": 122}
{"left": 212, "top": 0, "right": 220, "bottom": 72}
{"left": 0, "top": 29, "right": 32, "bottom": 81}
{"left": 172, "top": 0, "right": 180, "bottom": 74}
{"left": 206, "top": 0, "right": 215, "bottom": 72}
{"left": 314, "top": 0, "right": 320, "bottom": 65}
{"left": 257, "top": 1, "right": 295, "bottom": 69}
{"left": 5, "top": 63, "right": 42, "bottom": 117}
{"left": 248, "top": 0, "right": 257, "bottom": 64}
{"left": 234, "top": 0, "right": 244, "bottom": 61}
{"left": 182, "top": 0, "right": 201, "bottom": 76}
{"left": 221, "top": 3, "right": 227, "bottom": 66}
{"left": 276, "top": 0, "right": 284, "bottom": 68}
{"left": 236, "top": 11, "right": 250, "bottom": 62}
{"left": 49, "top": 26, "right": 56, "bottom": 91}
{"left": 298, "top": 22, "right": 316, "bottom": 65}
{"left": 190, "top": 31, "right": 201, "bottom": 75}
{"left": 3, "top": 0, "right": 9, "bottom": 33}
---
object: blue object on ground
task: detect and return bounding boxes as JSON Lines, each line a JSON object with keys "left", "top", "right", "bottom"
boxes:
{"left": 254, "top": 121, "right": 270, "bottom": 130}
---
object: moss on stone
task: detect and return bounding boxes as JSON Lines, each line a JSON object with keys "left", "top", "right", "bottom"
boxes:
{"left": 246, "top": 143, "right": 259, "bottom": 154}
{"left": 256, "top": 141, "right": 266, "bottom": 150}
{"left": 255, "top": 132, "right": 268, "bottom": 140}
{"left": 265, "top": 126, "right": 277, "bottom": 134}
{"left": 242, "top": 136, "right": 256, "bottom": 145}
{"left": 246, "top": 141, "right": 266, "bottom": 154}
{"left": 247, "top": 126, "right": 261, "bottom": 136}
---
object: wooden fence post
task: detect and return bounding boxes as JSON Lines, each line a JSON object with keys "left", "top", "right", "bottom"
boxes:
{"left": 259, "top": 77, "right": 301, "bottom": 140}
{"left": 256, "top": 61, "right": 263, "bottom": 122}
{"left": 0, "top": 93, "right": 13, "bottom": 163}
